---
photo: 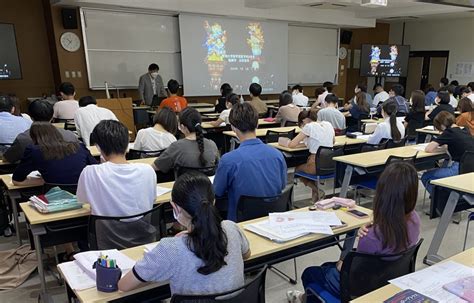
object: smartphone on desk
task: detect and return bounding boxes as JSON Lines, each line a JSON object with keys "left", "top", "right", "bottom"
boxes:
{"left": 346, "top": 209, "right": 369, "bottom": 219}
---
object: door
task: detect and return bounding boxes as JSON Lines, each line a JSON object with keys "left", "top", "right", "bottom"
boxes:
{"left": 406, "top": 57, "right": 424, "bottom": 97}
{"left": 405, "top": 51, "right": 449, "bottom": 97}
{"left": 428, "top": 57, "right": 448, "bottom": 88}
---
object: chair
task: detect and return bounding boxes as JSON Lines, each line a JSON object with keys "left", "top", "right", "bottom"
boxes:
{"left": 464, "top": 212, "right": 474, "bottom": 251}
{"left": 359, "top": 139, "right": 388, "bottom": 153}
{"left": 283, "top": 121, "right": 298, "bottom": 127}
{"left": 459, "top": 150, "right": 474, "bottom": 174}
{"left": 88, "top": 205, "right": 164, "bottom": 250}
{"left": 361, "top": 123, "right": 377, "bottom": 135}
{"left": 264, "top": 129, "right": 296, "bottom": 144}
{"left": 357, "top": 113, "right": 371, "bottom": 132}
{"left": 127, "top": 149, "right": 164, "bottom": 160}
{"left": 306, "top": 240, "right": 423, "bottom": 303}
{"left": 386, "top": 136, "right": 408, "bottom": 149}
{"left": 236, "top": 186, "right": 296, "bottom": 285}
{"left": 64, "top": 120, "right": 76, "bottom": 131}
{"left": 170, "top": 265, "right": 267, "bottom": 303}
{"left": 294, "top": 145, "right": 345, "bottom": 196}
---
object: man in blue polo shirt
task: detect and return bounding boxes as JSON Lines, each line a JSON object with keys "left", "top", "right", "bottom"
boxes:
{"left": 214, "top": 102, "right": 287, "bottom": 221}
{"left": 0, "top": 95, "right": 32, "bottom": 154}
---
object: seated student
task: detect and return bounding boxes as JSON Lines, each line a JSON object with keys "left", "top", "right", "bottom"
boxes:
{"left": 0, "top": 95, "right": 32, "bottom": 153}
{"left": 350, "top": 83, "right": 373, "bottom": 107}
{"left": 246, "top": 83, "right": 267, "bottom": 116}
{"left": 421, "top": 111, "right": 474, "bottom": 196}
{"left": 425, "top": 91, "right": 455, "bottom": 122}
{"left": 3, "top": 99, "right": 78, "bottom": 164}
{"left": 153, "top": 107, "right": 219, "bottom": 173}
{"left": 53, "top": 82, "right": 79, "bottom": 120}
{"left": 288, "top": 161, "right": 421, "bottom": 303}
{"left": 11, "top": 95, "right": 32, "bottom": 121}
{"left": 424, "top": 84, "right": 437, "bottom": 106}
{"left": 404, "top": 90, "right": 426, "bottom": 140}
{"left": 317, "top": 81, "right": 333, "bottom": 108}
{"left": 74, "top": 96, "right": 118, "bottom": 146}
{"left": 317, "top": 94, "right": 346, "bottom": 131}
{"left": 344, "top": 91, "right": 370, "bottom": 133}
{"left": 377, "top": 84, "right": 409, "bottom": 116}
{"left": 210, "top": 93, "right": 240, "bottom": 127}
{"left": 291, "top": 85, "right": 309, "bottom": 107}
{"left": 77, "top": 120, "right": 157, "bottom": 249}
{"left": 456, "top": 97, "right": 474, "bottom": 135}
{"left": 214, "top": 103, "right": 287, "bottom": 221}
{"left": 446, "top": 85, "right": 458, "bottom": 109}
{"left": 312, "top": 87, "right": 327, "bottom": 109}
{"left": 368, "top": 100, "right": 405, "bottom": 145}
{"left": 134, "top": 107, "right": 177, "bottom": 151}
{"left": 12, "top": 122, "right": 96, "bottom": 186}
{"left": 118, "top": 171, "right": 251, "bottom": 295}
{"left": 460, "top": 85, "right": 474, "bottom": 103}
{"left": 372, "top": 83, "right": 389, "bottom": 108}
{"left": 215, "top": 83, "right": 233, "bottom": 113}
{"left": 159, "top": 79, "right": 188, "bottom": 113}
{"left": 283, "top": 109, "right": 334, "bottom": 202}
{"left": 439, "top": 77, "right": 449, "bottom": 89}
{"left": 275, "top": 91, "right": 301, "bottom": 125}
{"left": 468, "top": 82, "right": 474, "bottom": 96}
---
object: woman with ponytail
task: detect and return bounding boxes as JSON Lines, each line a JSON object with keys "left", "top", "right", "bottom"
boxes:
{"left": 119, "top": 171, "right": 251, "bottom": 295}
{"left": 152, "top": 107, "right": 219, "bottom": 173}
{"left": 367, "top": 99, "right": 405, "bottom": 144}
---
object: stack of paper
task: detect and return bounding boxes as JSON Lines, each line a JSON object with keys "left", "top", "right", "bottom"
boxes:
{"left": 245, "top": 211, "right": 342, "bottom": 243}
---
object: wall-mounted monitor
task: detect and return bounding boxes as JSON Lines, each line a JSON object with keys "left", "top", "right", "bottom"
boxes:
{"left": 0, "top": 23, "right": 22, "bottom": 80}
{"left": 360, "top": 44, "right": 410, "bottom": 77}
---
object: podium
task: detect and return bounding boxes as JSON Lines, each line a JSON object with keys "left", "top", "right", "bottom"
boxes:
{"left": 96, "top": 98, "right": 135, "bottom": 137}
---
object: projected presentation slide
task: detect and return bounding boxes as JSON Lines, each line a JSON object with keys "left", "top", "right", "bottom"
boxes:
{"left": 179, "top": 14, "right": 288, "bottom": 96}
{"left": 360, "top": 44, "right": 410, "bottom": 77}
{"left": 0, "top": 23, "right": 22, "bottom": 80}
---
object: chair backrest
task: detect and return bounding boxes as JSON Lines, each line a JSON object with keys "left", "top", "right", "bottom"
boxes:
{"left": 264, "top": 129, "right": 296, "bottom": 143}
{"left": 88, "top": 205, "right": 163, "bottom": 250}
{"left": 170, "top": 265, "right": 267, "bottom": 303}
{"left": 315, "top": 145, "right": 345, "bottom": 177}
{"left": 459, "top": 150, "right": 474, "bottom": 174}
{"left": 127, "top": 149, "right": 164, "bottom": 160}
{"left": 174, "top": 166, "right": 216, "bottom": 179}
{"left": 284, "top": 121, "right": 298, "bottom": 127}
{"left": 236, "top": 185, "right": 293, "bottom": 222}
{"left": 385, "top": 152, "right": 418, "bottom": 166}
{"left": 362, "top": 122, "right": 377, "bottom": 135}
{"left": 340, "top": 239, "right": 423, "bottom": 302}
{"left": 357, "top": 114, "right": 371, "bottom": 132}
{"left": 360, "top": 140, "right": 388, "bottom": 153}
{"left": 386, "top": 136, "right": 408, "bottom": 149}
{"left": 43, "top": 183, "right": 78, "bottom": 195}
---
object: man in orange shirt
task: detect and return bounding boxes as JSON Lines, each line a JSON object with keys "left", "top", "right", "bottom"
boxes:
{"left": 159, "top": 79, "right": 188, "bottom": 113}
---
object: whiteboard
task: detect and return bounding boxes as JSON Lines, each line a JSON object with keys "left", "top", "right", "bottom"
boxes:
{"left": 288, "top": 26, "right": 339, "bottom": 85}
{"left": 81, "top": 8, "right": 182, "bottom": 89}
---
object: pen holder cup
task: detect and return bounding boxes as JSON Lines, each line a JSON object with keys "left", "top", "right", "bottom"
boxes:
{"left": 95, "top": 262, "right": 122, "bottom": 292}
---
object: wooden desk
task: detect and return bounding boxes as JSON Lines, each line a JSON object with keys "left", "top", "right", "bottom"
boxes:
{"left": 201, "top": 119, "right": 279, "bottom": 130}
{"left": 424, "top": 173, "right": 474, "bottom": 265}
{"left": 416, "top": 126, "right": 441, "bottom": 136}
{"left": 87, "top": 143, "right": 135, "bottom": 157}
{"left": 52, "top": 122, "right": 65, "bottom": 129}
{"left": 223, "top": 126, "right": 301, "bottom": 138}
{"left": 360, "top": 119, "right": 383, "bottom": 124}
{"left": 352, "top": 248, "right": 474, "bottom": 303}
{"left": 334, "top": 145, "right": 447, "bottom": 198}
{"left": 262, "top": 99, "right": 279, "bottom": 105}
{"left": 188, "top": 103, "right": 214, "bottom": 108}
{"left": 62, "top": 206, "right": 372, "bottom": 303}
{"left": 268, "top": 136, "right": 367, "bottom": 153}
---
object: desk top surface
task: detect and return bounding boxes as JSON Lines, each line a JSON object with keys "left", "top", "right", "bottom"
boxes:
{"left": 201, "top": 119, "right": 278, "bottom": 129}
{"left": 430, "top": 172, "right": 474, "bottom": 194}
{"left": 333, "top": 145, "right": 446, "bottom": 168}
{"left": 188, "top": 103, "right": 214, "bottom": 108}
{"left": 360, "top": 119, "right": 383, "bottom": 124}
{"left": 352, "top": 248, "right": 474, "bottom": 303}
{"left": 65, "top": 206, "right": 372, "bottom": 303}
{"left": 268, "top": 136, "right": 367, "bottom": 152}
{"left": 20, "top": 181, "right": 174, "bottom": 225}
{"left": 416, "top": 126, "right": 441, "bottom": 135}
{"left": 223, "top": 126, "right": 301, "bottom": 138}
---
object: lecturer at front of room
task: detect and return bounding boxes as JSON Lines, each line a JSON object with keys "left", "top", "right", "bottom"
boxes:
{"left": 138, "top": 63, "right": 167, "bottom": 106}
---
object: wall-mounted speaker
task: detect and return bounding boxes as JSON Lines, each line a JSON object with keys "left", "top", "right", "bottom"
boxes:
{"left": 62, "top": 8, "right": 78, "bottom": 29}
{"left": 340, "top": 30, "right": 353, "bottom": 45}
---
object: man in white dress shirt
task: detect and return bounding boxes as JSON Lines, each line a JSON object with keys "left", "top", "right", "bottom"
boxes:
{"left": 291, "top": 85, "right": 309, "bottom": 107}
{"left": 74, "top": 96, "right": 118, "bottom": 146}
{"left": 372, "top": 83, "right": 390, "bottom": 108}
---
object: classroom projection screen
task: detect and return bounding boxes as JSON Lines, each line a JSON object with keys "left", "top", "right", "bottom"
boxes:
{"left": 179, "top": 14, "right": 288, "bottom": 96}
{"left": 0, "top": 23, "right": 22, "bottom": 80}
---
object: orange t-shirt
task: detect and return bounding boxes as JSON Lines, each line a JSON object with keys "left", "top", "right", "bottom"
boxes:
{"left": 160, "top": 96, "right": 188, "bottom": 113}
{"left": 456, "top": 112, "right": 474, "bottom": 135}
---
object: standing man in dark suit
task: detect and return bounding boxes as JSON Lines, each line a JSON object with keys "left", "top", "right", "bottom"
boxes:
{"left": 138, "top": 63, "right": 166, "bottom": 106}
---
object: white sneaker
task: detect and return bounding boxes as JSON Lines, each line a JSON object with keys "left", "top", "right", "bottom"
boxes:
{"left": 286, "top": 290, "right": 304, "bottom": 303}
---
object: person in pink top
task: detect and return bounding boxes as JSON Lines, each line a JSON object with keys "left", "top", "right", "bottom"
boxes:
{"left": 287, "top": 162, "right": 421, "bottom": 302}
{"left": 53, "top": 82, "right": 79, "bottom": 120}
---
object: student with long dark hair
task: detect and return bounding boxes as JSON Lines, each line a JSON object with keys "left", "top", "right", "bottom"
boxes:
{"left": 287, "top": 162, "right": 421, "bottom": 302}
{"left": 12, "top": 122, "right": 97, "bottom": 186}
{"left": 215, "top": 83, "right": 233, "bottom": 113}
{"left": 153, "top": 107, "right": 219, "bottom": 172}
{"left": 367, "top": 100, "right": 405, "bottom": 144}
{"left": 119, "top": 171, "right": 251, "bottom": 295}
{"left": 404, "top": 90, "right": 426, "bottom": 140}
{"left": 421, "top": 111, "right": 474, "bottom": 195}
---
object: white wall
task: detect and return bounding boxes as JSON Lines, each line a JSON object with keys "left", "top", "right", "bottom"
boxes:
{"left": 389, "top": 17, "right": 474, "bottom": 84}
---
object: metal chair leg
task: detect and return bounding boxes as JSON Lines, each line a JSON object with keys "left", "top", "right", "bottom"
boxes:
{"left": 269, "top": 258, "right": 298, "bottom": 285}
{"left": 464, "top": 216, "right": 471, "bottom": 251}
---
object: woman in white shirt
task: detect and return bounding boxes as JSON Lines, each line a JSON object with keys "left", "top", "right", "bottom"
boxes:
{"left": 281, "top": 109, "right": 335, "bottom": 201}
{"left": 134, "top": 107, "right": 177, "bottom": 151}
{"left": 368, "top": 100, "right": 405, "bottom": 145}
{"left": 210, "top": 93, "right": 239, "bottom": 127}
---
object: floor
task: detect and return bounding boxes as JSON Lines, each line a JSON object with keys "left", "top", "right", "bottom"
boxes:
{"left": 0, "top": 178, "right": 472, "bottom": 303}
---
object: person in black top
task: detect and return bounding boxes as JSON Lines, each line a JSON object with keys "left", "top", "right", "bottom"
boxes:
{"left": 421, "top": 111, "right": 474, "bottom": 195}
{"left": 404, "top": 90, "right": 426, "bottom": 140}
{"left": 214, "top": 83, "right": 233, "bottom": 113}
{"left": 12, "top": 122, "right": 97, "bottom": 187}
{"left": 425, "top": 90, "right": 454, "bottom": 122}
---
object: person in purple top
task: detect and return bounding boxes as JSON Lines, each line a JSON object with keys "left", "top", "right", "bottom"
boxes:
{"left": 287, "top": 162, "right": 421, "bottom": 303}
